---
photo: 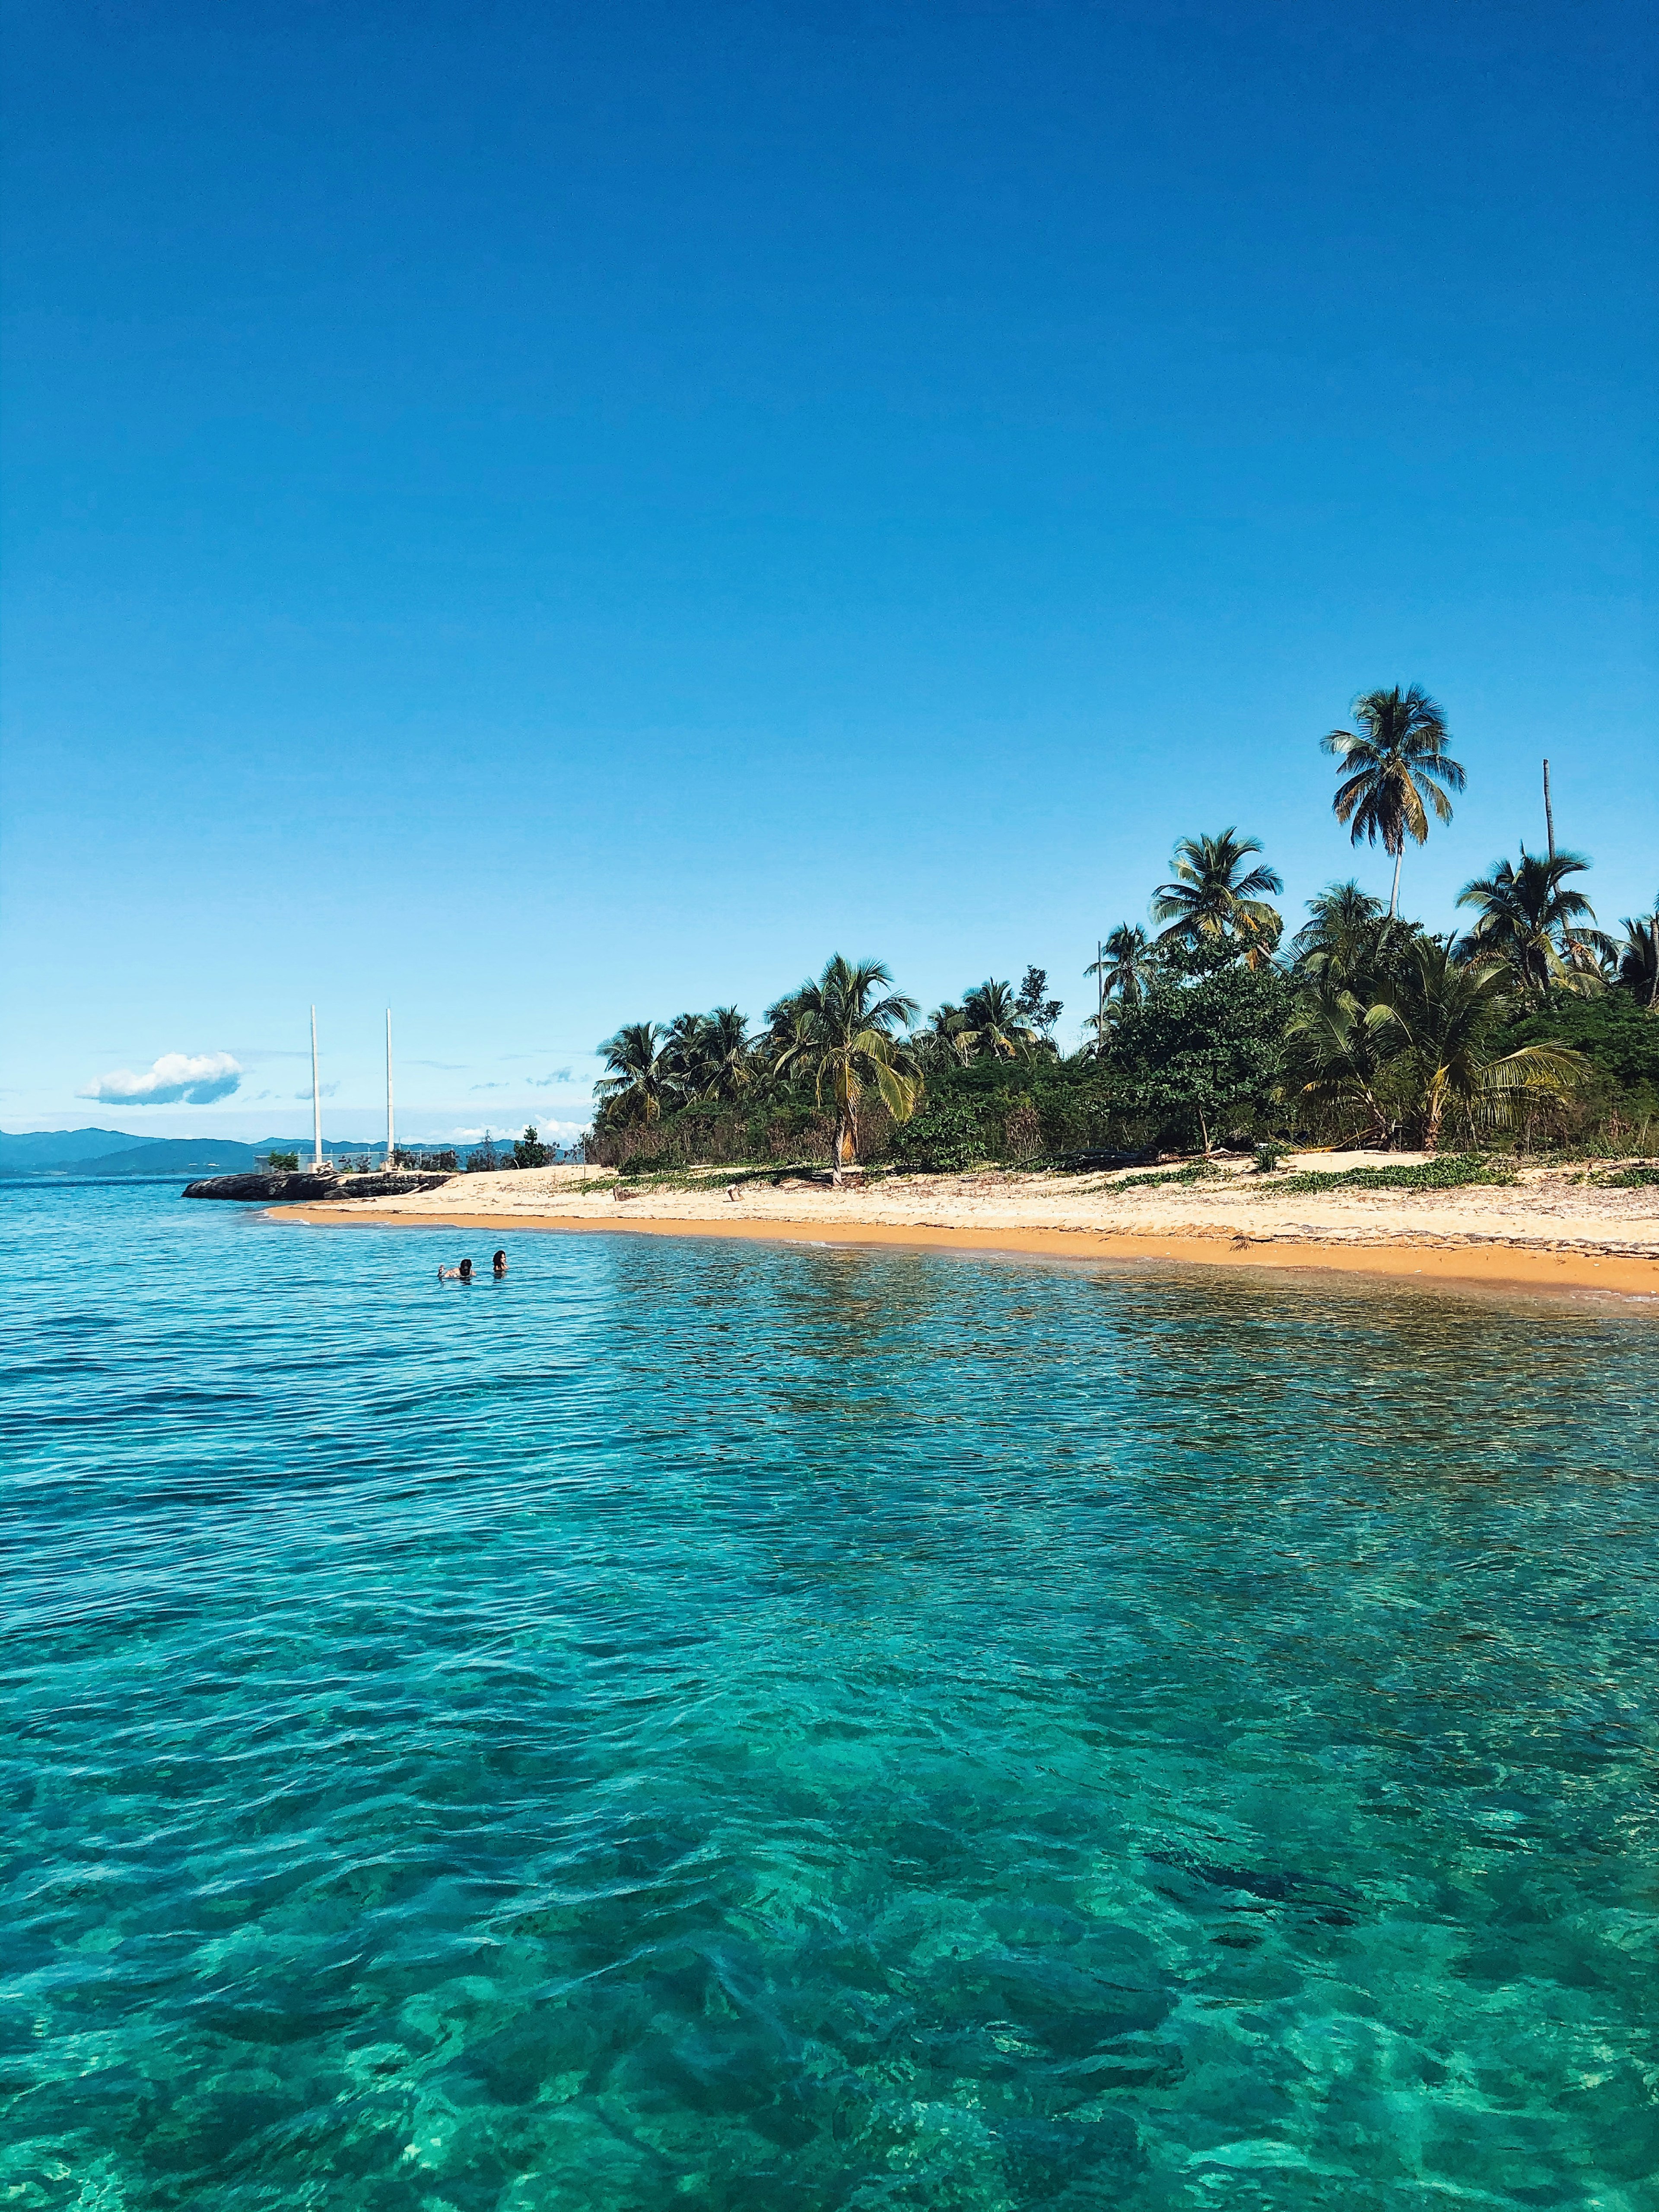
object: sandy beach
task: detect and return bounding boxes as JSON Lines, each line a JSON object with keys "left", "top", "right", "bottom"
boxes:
{"left": 279, "top": 1152, "right": 1659, "bottom": 1298}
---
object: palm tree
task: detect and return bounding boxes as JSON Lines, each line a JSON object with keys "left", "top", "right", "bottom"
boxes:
{"left": 1454, "top": 849, "right": 1614, "bottom": 1006}
{"left": 1083, "top": 924, "right": 1157, "bottom": 1052}
{"left": 670, "top": 1006, "right": 752, "bottom": 1101}
{"left": 1087, "top": 924, "right": 1156, "bottom": 1002}
{"left": 1379, "top": 942, "right": 1587, "bottom": 1150}
{"left": 960, "top": 979, "right": 1039, "bottom": 1059}
{"left": 1283, "top": 983, "right": 1401, "bottom": 1147}
{"left": 661, "top": 1012, "right": 706, "bottom": 1090}
{"left": 1616, "top": 898, "right": 1659, "bottom": 1009}
{"left": 772, "top": 955, "right": 921, "bottom": 1182}
{"left": 1322, "top": 686, "right": 1465, "bottom": 918}
{"left": 596, "top": 1021, "right": 677, "bottom": 1125}
{"left": 914, "top": 1003, "right": 973, "bottom": 1067}
{"left": 1289, "top": 881, "right": 1418, "bottom": 993}
{"left": 761, "top": 988, "right": 814, "bottom": 1059}
{"left": 1151, "top": 830, "right": 1284, "bottom": 967}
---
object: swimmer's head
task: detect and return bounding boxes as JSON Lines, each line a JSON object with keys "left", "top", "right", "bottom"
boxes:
{"left": 458, "top": 1258, "right": 474, "bottom": 1279}
{"left": 493, "top": 1250, "right": 506, "bottom": 1266}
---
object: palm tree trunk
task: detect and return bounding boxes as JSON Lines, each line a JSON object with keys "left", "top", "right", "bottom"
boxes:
{"left": 1422, "top": 1075, "right": 1445, "bottom": 1154}
{"left": 1388, "top": 845, "right": 1403, "bottom": 920}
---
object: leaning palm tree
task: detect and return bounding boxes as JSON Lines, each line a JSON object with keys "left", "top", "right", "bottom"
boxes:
{"left": 1378, "top": 943, "right": 1587, "bottom": 1150}
{"left": 1151, "top": 830, "right": 1284, "bottom": 967}
{"left": 1454, "top": 849, "right": 1614, "bottom": 1006}
{"left": 960, "top": 979, "right": 1039, "bottom": 1060}
{"left": 596, "top": 1021, "right": 677, "bottom": 1125}
{"left": 772, "top": 956, "right": 922, "bottom": 1181}
{"left": 1322, "top": 686, "right": 1465, "bottom": 918}
{"left": 1616, "top": 898, "right": 1659, "bottom": 1009}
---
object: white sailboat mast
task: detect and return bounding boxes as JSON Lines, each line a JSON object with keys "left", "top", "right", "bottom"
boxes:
{"left": 310, "top": 1005, "right": 323, "bottom": 1170}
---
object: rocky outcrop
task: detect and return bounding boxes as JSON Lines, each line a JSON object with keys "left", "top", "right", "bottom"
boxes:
{"left": 183, "top": 1171, "right": 454, "bottom": 1201}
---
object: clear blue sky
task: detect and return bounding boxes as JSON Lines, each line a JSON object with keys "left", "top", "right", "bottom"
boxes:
{"left": 3, "top": 0, "right": 1653, "bottom": 1141}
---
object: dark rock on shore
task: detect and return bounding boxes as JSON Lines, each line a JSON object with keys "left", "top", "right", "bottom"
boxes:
{"left": 183, "top": 1171, "right": 454, "bottom": 1202}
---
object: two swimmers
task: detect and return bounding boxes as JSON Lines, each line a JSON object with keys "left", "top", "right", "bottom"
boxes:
{"left": 439, "top": 1251, "right": 509, "bottom": 1282}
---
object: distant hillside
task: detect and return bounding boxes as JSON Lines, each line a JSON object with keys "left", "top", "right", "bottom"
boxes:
{"left": 2, "top": 1128, "right": 578, "bottom": 1178}
{"left": 41, "top": 1138, "right": 264, "bottom": 1178}
{"left": 0, "top": 1127, "right": 146, "bottom": 1171}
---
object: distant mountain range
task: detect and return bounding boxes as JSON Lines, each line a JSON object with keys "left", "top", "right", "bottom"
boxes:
{"left": 0, "top": 1129, "right": 364, "bottom": 1177}
{"left": 0, "top": 1127, "right": 145, "bottom": 1168}
{"left": 0, "top": 1128, "right": 577, "bottom": 1176}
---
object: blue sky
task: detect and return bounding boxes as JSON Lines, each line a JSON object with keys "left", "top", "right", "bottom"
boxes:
{"left": 2, "top": 0, "right": 1653, "bottom": 1141}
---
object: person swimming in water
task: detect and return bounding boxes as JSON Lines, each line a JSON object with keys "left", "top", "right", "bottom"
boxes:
{"left": 492, "top": 1250, "right": 507, "bottom": 1277}
{"left": 439, "top": 1258, "right": 475, "bottom": 1281}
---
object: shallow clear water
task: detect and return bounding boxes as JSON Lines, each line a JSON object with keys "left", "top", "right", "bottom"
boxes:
{"left": 2, "top": 1181, "right": 1656, "bottom": 2211}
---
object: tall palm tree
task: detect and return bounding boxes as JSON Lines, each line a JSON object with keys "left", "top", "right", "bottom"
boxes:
{"left": 772, "top": 955, "right": 922, "bottom": 1181}
{"left": 1322, "top": 686, "right": 1465, "bottom": 918}
{"left": 960, "top": 979, "right": 1039, "bottom": 1060}
{"left": 1616, "top": 898, "right": 1659, "bottom": 1008}
{"left": 1454, "top": 849, "right": 1614, "bottom": 1006}
{"left": 596, "top": 1021, "right": 677, "bottom": 1125}
{"left": 1379, "top": 943, "right": 1586, "bottom": 1150}
{"left": 1151, "top": 830, "right": 1283, "bottom": 967}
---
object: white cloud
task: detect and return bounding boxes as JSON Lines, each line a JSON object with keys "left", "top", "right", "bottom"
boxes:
{"left": 293, "top": 1082, "right": 341, "bottom": 1099}
{"left": 528, "top": 1068, "right": 575, "bottom": 1087}
{"left": 79, "top": 1051, "right": 244, "bottom": 1106}
{"left": 446, "top": 1119, "right": 588, "bottom": 1144}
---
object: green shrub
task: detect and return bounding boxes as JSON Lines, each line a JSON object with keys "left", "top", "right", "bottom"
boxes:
{"left": 1106, "top": 966, "right": 1290, "bottom": 1150}
{"left": 889, "top": 1098, "right": 993, "bottom": 1173}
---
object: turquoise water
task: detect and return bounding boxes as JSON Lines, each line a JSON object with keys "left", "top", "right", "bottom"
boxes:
{"left": 3, "top": 1182, "right": 1656, "bottom": 2211}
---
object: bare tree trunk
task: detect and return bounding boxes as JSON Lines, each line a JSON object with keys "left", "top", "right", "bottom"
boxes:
{"left": 1389, "top": 844, "right": 1403, "bottom": 920}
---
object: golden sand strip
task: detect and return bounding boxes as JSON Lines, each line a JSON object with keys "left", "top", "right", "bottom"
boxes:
{"left": 278, "top": 1205, "right": 1659, "bottom": 1299}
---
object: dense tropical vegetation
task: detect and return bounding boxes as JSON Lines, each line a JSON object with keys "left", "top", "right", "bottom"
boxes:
{"left": 586, "top": 690, "right": 1658, "bottom": 1173}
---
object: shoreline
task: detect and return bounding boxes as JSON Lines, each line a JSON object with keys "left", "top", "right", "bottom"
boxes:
{"left": 276, "top": 1204, "right": 1659, "bottom": 1299}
